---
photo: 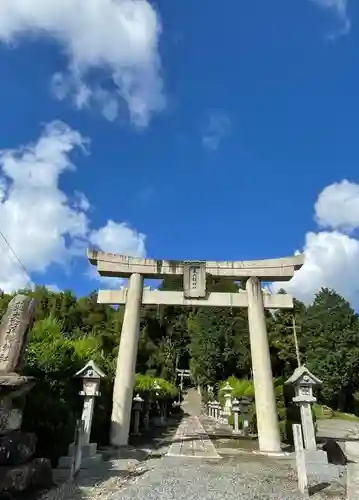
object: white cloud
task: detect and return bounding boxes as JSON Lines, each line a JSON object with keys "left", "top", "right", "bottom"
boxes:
{"left": 282, "top": 231, "right": 359, "bottom": 305}
{"left": 0, "top": 121, "right": 147, "bottom": 293}
{"left": 277, "top": 179, "right": 359, "bottom": 306}
{"left": 0, "top": 0, "right": 164, "bottom": 127}
{"left": 202, "top": 111, "right": 231, "bottom": 151}
{"left": 87, "top": 220, "right": 146, "bottom": 289}
{"left": 310, "top": 0, "right": 350, "bottom": 38}
{"left": 315, "top": 180, "right": 359, "bottom": 233}
{"left": 89, "top": 220, "right": 146, "bottom": 257}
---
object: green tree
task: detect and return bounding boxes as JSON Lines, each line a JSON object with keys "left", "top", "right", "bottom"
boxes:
{"left": 302, "top": 288, "right": 359, "bottom": 410}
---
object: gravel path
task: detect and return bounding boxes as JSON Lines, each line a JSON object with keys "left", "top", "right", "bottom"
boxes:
{"left": 115, "top": 454, "right": 345, "bottom": 500}
{"left": 113, "top": 401, "right": 346, "bottom": 500}
{"left": 42, "top": 391, "right": 347, "bottom": 500}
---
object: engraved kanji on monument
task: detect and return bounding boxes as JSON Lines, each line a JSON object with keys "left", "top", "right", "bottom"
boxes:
{"left": 0, "top": 295, "right": 37, "bottom": 434}
{"left": 0, "top": 295, "right": 36, "bottom": 374}
{"left": 183, "top": 261, "right": 206, "bottom": 298}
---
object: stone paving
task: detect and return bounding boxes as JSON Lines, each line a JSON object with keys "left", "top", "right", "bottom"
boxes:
{"left": 345, "top": 441, "right": 359, "bottom": 500}
{"left": 166, "top": 415, "right": 220, "bottom": 458}
{"left": 317, "top": 419, "right": 359, "bottom": 442}
{"left": 317, "top": 418, "right": 359, "bottom": 499}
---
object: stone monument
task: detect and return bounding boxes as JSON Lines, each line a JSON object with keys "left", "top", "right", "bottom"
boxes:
{"left": 0, "top": 294, "right": 52, "bottom": 496}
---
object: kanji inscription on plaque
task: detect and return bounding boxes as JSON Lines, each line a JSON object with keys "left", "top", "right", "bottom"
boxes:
{"left": 183, "top": 262, "right": 206, "bottom": 298}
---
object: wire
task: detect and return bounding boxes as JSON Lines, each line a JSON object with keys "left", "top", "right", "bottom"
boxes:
{"left": 0, "top": 229, "right": 34, "bottom": 289}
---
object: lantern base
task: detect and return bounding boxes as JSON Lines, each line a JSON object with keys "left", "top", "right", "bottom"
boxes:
{"left": 58, "top": 442, "right": 103, "bottom": 470}
{"left": 68, "top": 442, "right": 97, "bottom": 458}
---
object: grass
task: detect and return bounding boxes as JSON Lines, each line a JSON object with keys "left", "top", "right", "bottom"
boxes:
{"left": 313, "top": 403, "right": 359, "bottom": 422}
{"left": 332, "top": 411, "right": 359, "bottom": 422}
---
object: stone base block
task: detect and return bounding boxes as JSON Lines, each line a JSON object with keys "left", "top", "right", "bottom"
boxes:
{"left": 153, "top": 417, "right": 167, "bottom": 427}
{"left": 304, "top": 449, "right": 328, "bottom": 465}
{"left": 305, "top": 450, "right": 339, "bottom": 482}
{"left": 253, "top": 450, "right": 291, "bottom": 458}
{"left": 0, "top": 431, "right": 37, "bottom": 466}
{"left": 58, "top": 441, "right": 103, "bottom": 470}
{"left": 0, "top": 457, "right": 52, "bottom": 493}
{"left": 307, "top": 464, "right": 339, "bottom": 483}
{"left": 68, "top": 442, "right": 97, "bottom": 458}
{"left": 0, "top": 409, "right": 22, "bottom": 434}
{"left": 57, "top": 453, "right": 103, "bottom": 470}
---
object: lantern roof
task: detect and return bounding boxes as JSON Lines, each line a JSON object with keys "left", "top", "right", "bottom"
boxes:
{"left": 285, "top": 365, "right": 322, "bottom": 387}
{"left": 75, "top": 360, "right": 106, "bottom": 380}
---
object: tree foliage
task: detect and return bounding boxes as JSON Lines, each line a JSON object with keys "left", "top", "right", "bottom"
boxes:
{"left": 1, "top": 281, "right": 359, "bottom": 459}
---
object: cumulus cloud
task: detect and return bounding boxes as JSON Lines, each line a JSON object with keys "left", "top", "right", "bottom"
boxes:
{"left": 315, "top": 180, "right": 359, "bottom": 233}
{"left": 89, "top": 220, "right": 146, "bottom": 257}
{"left": 202, "top": 111, "right": 231, "bottom": 151}
{"left": 87, "top": 220, "right": 146, "bottom": 288}
{"left": 310, "top": 0, "right": 350, "bottom": 38}
{"left": 0, "top": 0, "right": 164, "bottom": 127}
{"left": 278, "top": 179, "right": 359, "bottom": 306}
{"left": 0, "top": 121, "right": 146, "bottom": 293}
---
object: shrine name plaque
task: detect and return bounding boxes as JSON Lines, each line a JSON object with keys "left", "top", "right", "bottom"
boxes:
{"left": 183, "top": 262, "right": 206, "bottom": 298}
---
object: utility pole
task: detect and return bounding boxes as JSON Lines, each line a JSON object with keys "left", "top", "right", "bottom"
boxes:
{"left": 293, "top": 316, "right": 301, "bottom": 367}
{"left": 287, "top": 316, "right": 301, "bottom": 367}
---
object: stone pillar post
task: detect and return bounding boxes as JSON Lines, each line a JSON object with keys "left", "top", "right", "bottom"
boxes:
{"left": 232, "top": 399, "right": 240, "bottom": 433}
{"left": 143, "top": 402, "right": 150, "bottom": 431}
{"left": 81, "top": 397, "right": 95, "bottom": 445}
{"left": 240, "top": 398, "right": 251, "bottom": 437}
{"left": 246, "top": 277, "right": 281, "bottom": 453}
{"left": 160, "top": 402, "right": 167, "bottom": 426}
{"left": 132, "top": 394, "right": 144, "bottom": 436}
{"left": 111, "top": 273, "right": 144, "bottom": 446}
{"left": 300, "top": 403, "right": 316, "bottom": 451}
{"left": 214, "top": 401, "right": 220, "bottom": 420}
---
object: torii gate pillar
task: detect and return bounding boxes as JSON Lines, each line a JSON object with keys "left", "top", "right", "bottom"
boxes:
{"left": 111, "top": 273, "right": 143, "bottom": 446}
{"left": 246, "top": 277, "right": 281, "bottom": 453}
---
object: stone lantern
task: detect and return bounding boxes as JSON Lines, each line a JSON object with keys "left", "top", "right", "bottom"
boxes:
{"left": 58, "top": 360, "right": 105, "bottom": 469}
{"left": 285, "top": 365, "right": 322, "bottom": 452}
{"left": 223, "top": 382, "right": 233, "bottom": 413}
{"left": 208, "top": 401, "right": 214, "bottom": 418}
{"left": 221, "top": 382, "right": 233, "bottom": 424}
{"left": 132, "top": 394, "right": 144, "bottom": 436}
{"left": 238, "top": 397, "right": 252, "bottom": 437}
{"left": 153, "top": 380, "right": 166, "bottom": 426}
{"left": 76, "top": 360, "right": 106, "bottom": 446}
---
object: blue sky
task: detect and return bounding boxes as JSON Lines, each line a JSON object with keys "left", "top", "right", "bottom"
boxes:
{"left": 0, "top": 0, "right": 358, "bottom": 305}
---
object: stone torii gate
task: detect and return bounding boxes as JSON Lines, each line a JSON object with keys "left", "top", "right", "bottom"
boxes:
{"left": 88, "top": 249, "right": 304, "bottom": 453}
{"left": 176, "top": 368, "right": 191, "bottom": 391}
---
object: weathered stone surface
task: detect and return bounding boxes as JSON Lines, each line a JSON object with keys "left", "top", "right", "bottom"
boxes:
{"left": 31, "top": 458, "right": 53, "bottom": 488}
{"left": 0, "top": 457, "right": 52, "bottom": 493}
{"left": 0, "top": 410, "right": 22, "bottom": 435}
{"left": 0, "top": 432, "right": 37, "bottom": 466}
{"left": 0, "top": 295, "right": 36, "bottom": 374}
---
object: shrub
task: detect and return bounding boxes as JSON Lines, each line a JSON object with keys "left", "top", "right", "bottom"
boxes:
{"left": 23, "top": 316, "right": 109, "bottom": 464}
